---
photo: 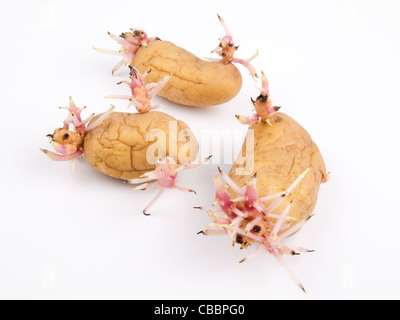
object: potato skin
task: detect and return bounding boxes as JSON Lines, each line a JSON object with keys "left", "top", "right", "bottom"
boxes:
{"left": 229, "top": 112, "right": 326, "bottom": 232}
{"left": 84, "top": 111, "right": 198, "bottom": 180}
{"left": 132, "top": 41, "right": 242, "bottom": 107}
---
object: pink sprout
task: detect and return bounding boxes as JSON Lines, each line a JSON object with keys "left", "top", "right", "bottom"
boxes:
{"left": 236, "top": 71, "right": 281, "bottom": 126}
{"left": 41, "top": 97, "right": 114, "bottom": 162}
{"left": 127, "top": 156, "right": 212, "bottom": 215}
{"left": 105, "top": 66, "right": 170, "bottom": 114}
{"left": 206, "top": 14, "right": 259, "bottom": 80}
{"left": 94, "top": 29, "right": 160, "bottom": 75}
{"left": 197, "top": 167, "right": 313, "bottom": 293}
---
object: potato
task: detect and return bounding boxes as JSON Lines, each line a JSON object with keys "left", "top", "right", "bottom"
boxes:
{"left": 83, "top": 111, "right": 199, "bottom": 180}
{"left": 131, "top": 41, "right": 243, "bottom": 107}
{"left": 229, "top": 112, "right": 327, "bottom": 233}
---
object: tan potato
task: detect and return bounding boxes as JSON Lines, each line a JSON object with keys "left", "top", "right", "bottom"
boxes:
{"left": 84, "top": 111, "right": 199, "bottom": 180}
{"left": 229, "top": 112, "right": 327, "bottom": 235}
{"left": 131, "top": 41, "right": 243, "bottom": 107}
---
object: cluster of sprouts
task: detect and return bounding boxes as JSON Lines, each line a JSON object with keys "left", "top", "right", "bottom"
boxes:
{"left": 41, "top": 97, "right": 114, "bottom": 163}
{"left": 236, "top": 71, "right": 281, "bottom": 126}
{"left": 94, "top": 29, "right": 160, "bottom": 75}
{"left": 94, "top": 27, "right": 171, "bottom": 114}
{"left": 207, "top": 14, "right": 259, "bottom": 80}
{"left": 208, "top": 16, "right": 282, "bottom": 126}
{"left": 127, "top": 156, "right": 212, "bottom": 215}
{"left": 197, "top": 167, "right": 313, "bottom": 292}
{"left": 106, "top": 66, "right": 170, "bottom": 113}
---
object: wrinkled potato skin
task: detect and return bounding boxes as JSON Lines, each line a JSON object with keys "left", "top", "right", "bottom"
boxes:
{"left": 229, "top": 112, "right": 326, "bottom": 232}
{"left": 132, "top": 41, "right": 243, "bottom": 107}
{"left": 84, "top": 111, "right": 198, "bottom": 180}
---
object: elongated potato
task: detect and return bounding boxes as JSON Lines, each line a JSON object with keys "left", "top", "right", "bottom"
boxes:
{"left": 131, "top": 41, "right": 242, "bottom": 107}
{"left": 84, "top": 111, "right": 199, "bottom": 180}
{"left": 229, "top": 112, "right": 327, "bottom": 231}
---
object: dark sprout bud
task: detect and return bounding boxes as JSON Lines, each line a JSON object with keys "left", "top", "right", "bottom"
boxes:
{"left": 236, "top": 235, "right": 244, "bottom": 244}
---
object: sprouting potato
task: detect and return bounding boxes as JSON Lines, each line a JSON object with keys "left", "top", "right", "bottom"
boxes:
{"left": 229, "top": 112, "right": 327, "bottom": 230}
{"left": 42, "top": 100, "right": 198, "bottom": 181}
{"left": 232, "top": 72, "right": 327, "bottom": 229}
{"left": 84, "top": 111, "right": 199, "bottom": 180}
{"left": 198, "top": 72, "right": 328, "bottom": 292}
{"left": 198, "top": 112, "right": 327, "bottom": 292}
{"left": 42, "top": 70, "right": 199, "bottom": 181}
{"left": 95, "top": 15, "right": 260, "bottom": 107}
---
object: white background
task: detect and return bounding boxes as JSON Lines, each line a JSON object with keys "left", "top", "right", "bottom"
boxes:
{"left": 1, "top": 0, "right": 400, "bottom": 300}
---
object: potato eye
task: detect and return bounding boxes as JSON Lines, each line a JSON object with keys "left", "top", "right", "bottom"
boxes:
{"left": 63, "top": 133, "right": 70, "bottom": 140}
{"left": 236, "top": 235, "right": 244, "bottom": 244}
{"left": 252, "top": 225, "right": 261, "bottom": 233}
